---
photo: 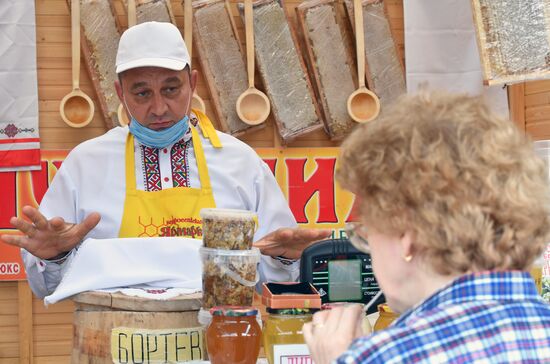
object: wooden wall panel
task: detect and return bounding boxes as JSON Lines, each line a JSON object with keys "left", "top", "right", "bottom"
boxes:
{"left": 0, "top": 283, "right": 18, "bottom": 362}
{"left": 525, "top": 80, "right": 550, "bottom": 140}
{"left": 2, "top": 0, "right": 549, "bottom": 363}
{"left": 35, "top": 0, "right": 405, "bottom": 150}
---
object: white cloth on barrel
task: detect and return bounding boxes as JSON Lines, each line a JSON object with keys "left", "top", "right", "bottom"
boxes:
{"left": 44, "top": 237, "right": 202, "bottom": 305}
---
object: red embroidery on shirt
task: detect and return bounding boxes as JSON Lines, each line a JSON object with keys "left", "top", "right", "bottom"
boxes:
{"left": 139, "top": 118, "right": 196, "bottom": 190}
{"left": 142, "top": 145, "right": 161, "bottom": 191}
{"left": 171, "top": 139, "right": 190, "bottom": 187}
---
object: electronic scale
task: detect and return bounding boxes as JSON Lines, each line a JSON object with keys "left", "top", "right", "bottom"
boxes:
{"left": 300, "top": 238, "right": 385, "bottom": 314}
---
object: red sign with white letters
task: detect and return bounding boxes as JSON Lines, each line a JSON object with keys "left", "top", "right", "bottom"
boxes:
{"left": 0, "top": 148, "right": 354, "bottom": 280}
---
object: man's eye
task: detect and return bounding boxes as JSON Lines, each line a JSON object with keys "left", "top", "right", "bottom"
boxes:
{"left": 135, "top": 90, "right": 150, "bottom": 98}
{"left": 163, "top": 87, "right": 180, "bottom": 95}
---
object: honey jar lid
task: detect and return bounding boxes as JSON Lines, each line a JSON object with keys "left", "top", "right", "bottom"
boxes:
{"left": 266, "top": 308, "right": 316, "bottom": 315}
{"left": 321, "top": 302, "right": 362, "bottom": 310}
{"left": 210, "top": 306, "right": 258, "bottom": 317}
{"left": 200, "top": 208, "right": 257, "bottom": 221}
{"left": 262, "top": 282, "right": 322, "bottom": 309}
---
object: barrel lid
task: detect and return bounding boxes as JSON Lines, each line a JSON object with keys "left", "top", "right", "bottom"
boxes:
{"left": 71, "top": 291, "right": 202, "bottom": 312}
{"left": 210, "top": 306, "right": 258, "bottom": 317}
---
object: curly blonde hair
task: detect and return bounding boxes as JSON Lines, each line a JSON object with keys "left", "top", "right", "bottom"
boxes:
{"left": 337, "top": 91, "right": 550, "bottom": 274}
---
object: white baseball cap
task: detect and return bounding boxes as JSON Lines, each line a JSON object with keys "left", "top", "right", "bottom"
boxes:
{"left": 116, "top": 21, "right": 190, "bottom": 74}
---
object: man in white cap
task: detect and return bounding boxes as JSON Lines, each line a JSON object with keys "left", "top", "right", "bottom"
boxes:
{"left": 1, "top": 22, "right": 330, "bottom": 298}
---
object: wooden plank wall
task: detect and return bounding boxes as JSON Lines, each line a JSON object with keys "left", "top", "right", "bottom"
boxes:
{"left": 1, "top": 0, "right": 549, "bottom": 363}
{"left": 35, "top": 0, "right": 404, "bottom": 150}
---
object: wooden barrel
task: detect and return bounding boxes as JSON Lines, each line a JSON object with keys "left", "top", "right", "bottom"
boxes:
{"left": 71, "top": 290, "right": 204, "bottom": 364}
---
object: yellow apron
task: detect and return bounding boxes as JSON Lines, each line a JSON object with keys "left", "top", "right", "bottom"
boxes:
{"left": 118, "top": 122, "right": 217, "bottom": 238}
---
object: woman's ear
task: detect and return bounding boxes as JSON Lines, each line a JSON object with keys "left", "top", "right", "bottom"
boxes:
{"left": 400, "top": 230, "right": 415, "bottom": 262}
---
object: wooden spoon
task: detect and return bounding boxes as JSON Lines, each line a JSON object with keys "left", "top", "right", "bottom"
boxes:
{"left": 116, "top": 0, "right": 137, "bottom": 127}
{"left": 59, "top": 0, "right": 95, "bottom": 128}
{"left": 184, "top": 0, "right": 206, "bottom": 113}
{"left": 235, "top": 0, "right": 270, "bottom": 125}
{"left": 347, "top": 0, "right": 380, "bottom": 123}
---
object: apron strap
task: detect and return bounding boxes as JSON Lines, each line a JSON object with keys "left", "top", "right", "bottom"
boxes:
{"left": 125, "top": 133, "right": 137, "bottom": 192}
{"left": 190, "top": 126, "right": 213, "bottom": 191}
{"left": 193, "top": 108, "right": 222, "bottom": 148}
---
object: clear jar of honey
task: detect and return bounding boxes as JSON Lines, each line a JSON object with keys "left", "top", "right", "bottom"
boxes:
{"left": 373, "top": 303, "right": 398, "bottom": 331}
{"left": 263, "top": 308, "right": 314, "bottom": 364}
{"left": 206, "top": 306, "right": 261, "bottom": 364}
{"left": 321, "top": 302, "right": 372, "bottom": 334}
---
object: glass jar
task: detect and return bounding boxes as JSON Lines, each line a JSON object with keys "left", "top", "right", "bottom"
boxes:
{"left": 263, "top": 308, "right": 314, "bottom": 364}
{"left": 206, "top": 306, "right": 262, "bottom": 364}
{"left": 530, "top": 254, "right": 544, "bottom": 295}
{"left": 373, "top": 303, "right": 398, "bottom": 331}
{"left": 321, "top": 302, "right": 372, "bottom": 334}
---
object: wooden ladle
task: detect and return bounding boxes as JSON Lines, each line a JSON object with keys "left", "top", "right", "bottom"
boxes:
{"left": 59, "top": 0, "right": 95, "bottom": 128}
{"left": 116, "top": 0, "right": 137, "bottom": 127}
{"left": 347, "top": 0, "right": 380, "bottom": 123}
{"left": 184, "top": 0, "right": 206, "bottom": 113}
{"left": 235, "top": 0, "right": 270, "bottom": 125}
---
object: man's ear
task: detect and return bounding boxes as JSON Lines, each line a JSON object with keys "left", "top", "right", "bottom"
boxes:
{"left": 114, "top": 79, "right": 124, "bottom": 102}
{"left": 190, "top": 69, "right": 198, "bottom": 93}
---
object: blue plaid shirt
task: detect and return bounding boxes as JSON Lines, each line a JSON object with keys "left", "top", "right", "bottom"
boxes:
{"left": 336, "top": 271, "right": 550, "bottom": 363}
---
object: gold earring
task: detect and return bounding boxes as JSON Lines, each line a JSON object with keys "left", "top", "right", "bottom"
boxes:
{"left": 403, "top": 254, "right": 413, "bottom": 262}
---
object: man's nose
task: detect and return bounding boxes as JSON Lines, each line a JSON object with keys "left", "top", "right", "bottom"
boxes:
{"left": 150, "top": 93, "right": 168, "bottom": 115}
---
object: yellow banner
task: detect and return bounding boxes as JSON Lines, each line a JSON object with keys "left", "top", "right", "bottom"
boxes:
{"left": 111, "top": 326, "right": 205, "bottom": 363}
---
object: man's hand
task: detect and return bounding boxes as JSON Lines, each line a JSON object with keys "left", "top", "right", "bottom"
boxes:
{"left": 303, "top": 304, "right": 365, "bottom": 364}
{"left": 0, "top": 205, "right": 101, "bottom": 260}
{"left": 252, "top": 227, "right": 332, "bottom": 260}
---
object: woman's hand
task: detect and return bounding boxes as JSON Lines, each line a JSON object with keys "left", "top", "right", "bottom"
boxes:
{"left": 253, "top": 227, "right": 332, "bottom": 259}
{"left": 0, "top": 205, "right": 100, "bottom": 259}
{"left": 303, "top": 304, "right": 365, "bottom": 364}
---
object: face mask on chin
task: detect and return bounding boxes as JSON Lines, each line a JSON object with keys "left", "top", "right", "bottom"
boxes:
{"left": 128, "top": 115, "right": 190, "bottom": 149}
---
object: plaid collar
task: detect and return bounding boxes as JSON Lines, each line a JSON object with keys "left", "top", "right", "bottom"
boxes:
{"left": 395, "top": 271, "right": 540, "bottom": 326}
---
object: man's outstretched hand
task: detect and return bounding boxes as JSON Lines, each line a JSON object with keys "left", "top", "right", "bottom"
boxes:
{"left": 0, "top": 205, "right": 100, "bottom": 260}
{"left": 253, "top": 227, "right": 332, "bottom": 259}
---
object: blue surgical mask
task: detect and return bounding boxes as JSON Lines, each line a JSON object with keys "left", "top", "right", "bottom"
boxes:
{"left": 128, "top": 115, "right": 189, "bottom": 149}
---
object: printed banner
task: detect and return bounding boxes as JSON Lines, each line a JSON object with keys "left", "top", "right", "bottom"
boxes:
{"left": 111, "top": 326, "right": 204, "bottom": 363}
{"left": 0, "top": 148, "right": 354, "bottom": 280}
{"left": 0, "top": 0, "right": 41, "bottom": 171}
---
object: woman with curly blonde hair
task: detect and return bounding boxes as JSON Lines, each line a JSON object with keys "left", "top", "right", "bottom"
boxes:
{"left": 304, "top": 91, "right": 550, "bottom": 363}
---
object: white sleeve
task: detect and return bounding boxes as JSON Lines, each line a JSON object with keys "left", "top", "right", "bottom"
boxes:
{"left": 21, "top": 248, "right": 75, "bottom": 299}
{"left": 22, "top": 162, "right": 79, "bottom": 298}
{"left": 38, "top": 162, "right": 78, "bottom": 222}
{"left": 252, "top": 161, "right": 302, "bottom": 288}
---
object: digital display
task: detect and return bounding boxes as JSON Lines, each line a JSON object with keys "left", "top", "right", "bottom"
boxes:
{"left": 328, "top": 259, "right": 362, "bottom": 301}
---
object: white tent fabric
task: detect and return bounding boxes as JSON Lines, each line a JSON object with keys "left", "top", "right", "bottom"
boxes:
{"left": 404, "top": 0, "right": 509, "bottom": 117}
{"left": 0, "top": 0, "right": 41, "bottom": 171}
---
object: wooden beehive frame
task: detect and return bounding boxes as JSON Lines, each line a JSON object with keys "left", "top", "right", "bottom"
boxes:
{"left": 192, "top": 0, "right": 264, "bottom": 136}
{"left": 296, "top": 0, "right": 358, "bottom": 140}
{"left": 73, "top": 0, "right": 123, "bottom": 128}
{"left": 344, "top": 0, "right": 405, "bottom": 108}
{"left": 121, "top": 0, "right": 176, "bottom": 24}
{"left": 471, "top": 0, "right": 550, "bottom": 85}
{"left": 237, "top": 0, "right": 324, "bottom": 143}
